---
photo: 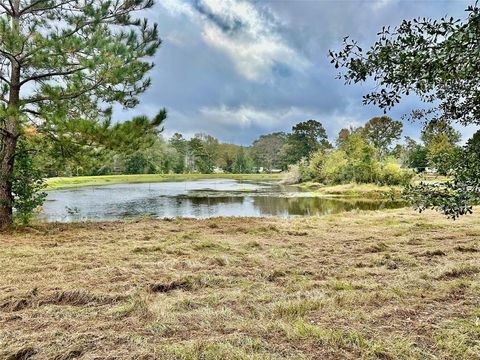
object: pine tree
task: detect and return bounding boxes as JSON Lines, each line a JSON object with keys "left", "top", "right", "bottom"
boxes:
{"left": 0, "top": 0, "right": 160, "bottom": 228}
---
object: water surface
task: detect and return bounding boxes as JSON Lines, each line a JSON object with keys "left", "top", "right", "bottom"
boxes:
{"left": 39, "top": 179, "right": 405, "bottom": 222}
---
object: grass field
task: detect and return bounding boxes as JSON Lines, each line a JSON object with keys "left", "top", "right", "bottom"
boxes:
{"left": 1, "top": 208, "right": 479, "bottom": 359}
{"left": 45, "top": 173, "right": 284, "bottom": 191}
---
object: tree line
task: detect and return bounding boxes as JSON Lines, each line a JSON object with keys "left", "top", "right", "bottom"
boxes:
{"left": 26, "top": 113, "right": 463, "bottom": 186}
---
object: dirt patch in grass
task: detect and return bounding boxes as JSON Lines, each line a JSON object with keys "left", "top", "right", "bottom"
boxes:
{"left": 0, "top": 208, "right": 479, "bottom": 359}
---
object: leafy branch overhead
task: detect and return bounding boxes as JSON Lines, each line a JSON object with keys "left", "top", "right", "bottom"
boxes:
{"left": 329, "top": 4, "right": 480, "bottom": 126}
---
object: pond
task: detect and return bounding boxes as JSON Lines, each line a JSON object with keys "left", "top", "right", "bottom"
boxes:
{"left": 39, "top": 179, "right": 406, "bottom": 222}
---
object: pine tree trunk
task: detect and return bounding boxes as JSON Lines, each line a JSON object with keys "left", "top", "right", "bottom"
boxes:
{"left": 0, "top": 1, "right": 21, "bottom": 229}
{"left": 0, "top": 132, "right": 17, "bottom": 229}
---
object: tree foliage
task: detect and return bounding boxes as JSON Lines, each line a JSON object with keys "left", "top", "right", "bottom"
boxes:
{"left": 251, "top": 132, "right": 287, "bottom": 171}
{"left": 330, "top": 4, "right": 480, "bottom": 126}
{"left": 286, "top": 120, "right": 331, "bottom": 164}
{"left": 405, "top": 130, "right": 480, "bottom": 219}
{"left": 0, "top": 0, "right": 161, "bottom": 227}
{"left": 362, "top": 116, "right": 402, "bottom": 156}
{"left": 308, "top": 133, "right": 413, "bottom": 186}
{"left": 12, "top": 138, "right": 46, "bottom": 224}
{"left": 329, "top": 3, "right": 480, "bottom": 217}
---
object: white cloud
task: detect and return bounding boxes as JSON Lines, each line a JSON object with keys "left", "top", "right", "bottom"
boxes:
{"left": 160, "top": 0, "right": 196, "bottom": 17}
{"left": 159, "top": 0, "right": 309, "bottom": 82}
{"left": 163, "top": 30, "right": 189, "bottom": 47}
{"left": 165, "top": 105, "right": 369, "bottom": 144}
{"left": 198, "top": 105, "right": 307, "bottom": 129}
{"left": 372, "top": 0, "right": 394, "bottom": 11}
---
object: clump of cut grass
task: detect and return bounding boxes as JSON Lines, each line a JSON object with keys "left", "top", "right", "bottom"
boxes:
{"left": 327, "top": 280, "right": 354, "bottom": 291}
{"left": 147, "top": 279, "right": 192, "bottom": 293}
{"left": 244, "top": 240, "right": 262, "bottom": 249}
{"left": 132, "top": 245, "right": 163, "bottom": 253}
{"left": 192, "top": 239, "right": 230, "bottom": 251}
{"left": 0, "top": 289, "right": 121, "bottom": 311}
{"left": 454, "top": 245, "right": 479, "bottom": 253}
{"left": 365, "top": 242, "right": 388, "bottom": 253}
{"left": 286, "top": 230, "right": 308, "bottom": 236}
{"left": 4, "top": 346, "right": 37, "bottom": 360}
{"left": 437, "top": 264, "right": 480, "bottom": 279}
{"left": 251, "top": 224, "right": 280, "bottom": 235}
{"left": 274, "top": 298, "right": 323, "bottom": 319}
{"left": 40, "top": 290, "right": 123, "bottom": 306}
{"left": 113, "top": 293, "right": 152, "bottom": 319}
{"left": 207, "top": 256, "right": 228, "bottom": 266}
{"left": 421, "top": 249, "right": 447, "bottom": 257}
{"left": 264, "top": 269, "right": 288, "bottom": 282}
{"left": 52, "top": 347, "right": 83, "bottom": 360}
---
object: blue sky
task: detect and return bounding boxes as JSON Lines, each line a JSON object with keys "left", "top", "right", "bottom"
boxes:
{"left": 114, "top": 0, "right": 477, "bottom": 145}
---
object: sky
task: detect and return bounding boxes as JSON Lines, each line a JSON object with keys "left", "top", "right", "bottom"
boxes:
{"left": 113, "top": 0, "right": 477, "bottom": 145}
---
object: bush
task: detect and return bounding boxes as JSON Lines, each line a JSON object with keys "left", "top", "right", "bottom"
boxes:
{"left": 307, "top": 149, "right": 413, "bottom": 187}
{"left": 322, "top": 150, "right": 349, "bottom": 184}
{"left": 308, "top": 150, "right": 326, "bottom": 182}
{"left": 379, "top": 158, "right": 414, "bottom": 186}
{"left": 12, "top": 140, "right": 47, "bottom": 225}
{"left": 282, "top": 164, "right": 302, "bottom": 184}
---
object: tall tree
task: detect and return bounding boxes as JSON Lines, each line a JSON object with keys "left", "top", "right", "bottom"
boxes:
{"left": 287, "top": 120, "right": 331, "bottom": 164}
{"left": 362, "top": 116, "right": 402, "bottom": 156}
{"left": 217, "top": 143, "right": 242, "bottom": 173}
{"left": 403, "top": 137, "right": 428, "bottom": 171}
{"left": 232, "top": 146, "right": 254, "bottom": 174}
{"left": 193, "top": 133, "right": 219, "bottom": 173}
{"left": 336, "top": 128, "right": 351, "bottom": 148}
{"left": 251, "top": 132, "right": 287, "bottom": 171}
{"left": 329, "top": 3, "right": 480, "bottom": 217}
{"left": 0, "top": 0, "right": 160, "bottom": 228}
{"left": 169, "top": 133, "right": 188, "bottom": 173}
{"left": 420, "top": 120, "right": 461, "bottom": 175}
{"left": 420, "top": 120, "right": 461, "bottom": 147}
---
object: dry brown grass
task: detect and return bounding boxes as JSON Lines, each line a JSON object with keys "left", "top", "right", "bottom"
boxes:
{"left": 0, "top": 208, "right": 479, "bottom": 359}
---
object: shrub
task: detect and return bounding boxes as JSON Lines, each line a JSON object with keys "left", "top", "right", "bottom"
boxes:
{"left": 379, "top": 158, "right": 414, "bottom": 186}
{"left": 283, "top": 158, "right": 316, "bottom": 184}
{"left": 308, "top": 150, "right": 327, "bottom": 182}
{"left": 12, "top": 140, "right": 47, "bottom": 225}
{"left": 282, "top": 164, "right": 302, "bottom": 184}
{"left": 322, "top": 150, "right": 349, "bottom": 184}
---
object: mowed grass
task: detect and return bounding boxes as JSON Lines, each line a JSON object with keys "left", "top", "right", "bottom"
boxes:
{"left": 1, "top": 209, "right": 479, "bottom": 359}
{"left": 45, "top": 173, "right": 284, "bottom": 191}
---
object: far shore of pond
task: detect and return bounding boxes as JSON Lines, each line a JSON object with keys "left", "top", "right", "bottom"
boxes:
{"left": 45, "top": 173, "right": 284, "bottom": 191}
{"left": 44, "top": 173, "right": 401, "bottom": 198}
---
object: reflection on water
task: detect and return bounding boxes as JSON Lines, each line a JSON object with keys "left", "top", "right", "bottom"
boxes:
{"left": 39, "top": 179, "right": 405, "bottom": 222}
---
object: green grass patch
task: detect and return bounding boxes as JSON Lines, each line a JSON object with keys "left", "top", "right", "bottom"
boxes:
{"left": 45, "top": 173, "right": 283, "bottom": 190}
